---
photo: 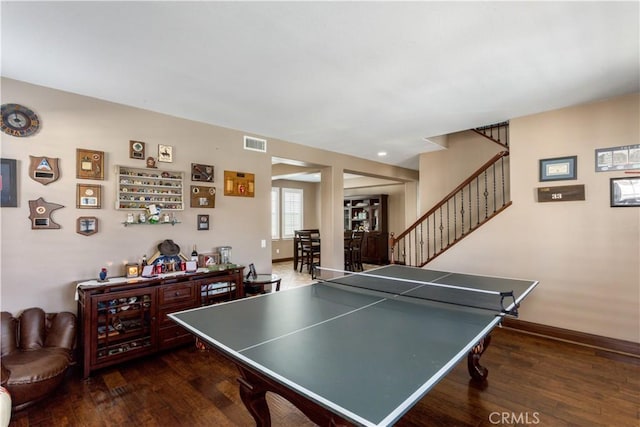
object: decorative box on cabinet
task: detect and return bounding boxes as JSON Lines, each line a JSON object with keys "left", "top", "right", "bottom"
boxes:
{"left": 116, "top": 165, "right": 184, "bottom": 210}
{"left": 77, "top": 267, "right": 244, "bottom": 378}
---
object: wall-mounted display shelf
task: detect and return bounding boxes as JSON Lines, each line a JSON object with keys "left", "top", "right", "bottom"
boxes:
{"left": 116, "top": 165, "right": 184, "bottom": 210}
{"left": 122, "top": 219, "right": 181, "bottom": 227}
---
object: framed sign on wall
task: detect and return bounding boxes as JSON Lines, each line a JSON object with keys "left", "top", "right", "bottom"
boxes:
{"left": 190, "top": 185, "right": 216, "bottom": 208}
{"left": 610, "top": 177, "right": 640, "bottom": 207}
{"left": 596, "top": 144, "right": 640, "bottom": 172}
{"left": 76, "top": 216, "right": 98, "bottom": 236}
{"left": 197, "top": 214, "right": 210, "bottom": 230}
{"left": 539, "top": 156, "right": 577, "bottom": 182}
{"left": 0, "top": 158, "right": 17, "bottom": 207}
{"left": 77, "top": 184, "right": 102, "bottom": 209}
{"left": 224, "top": 170, "right": 255, "bottom": 197}
{"left": 76, "top": 149, "right": 104, "bottom": 180}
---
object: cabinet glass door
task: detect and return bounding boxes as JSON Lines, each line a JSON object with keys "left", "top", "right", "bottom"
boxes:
{"left": 93, "top": 290, "right": 155, "bottom": 363}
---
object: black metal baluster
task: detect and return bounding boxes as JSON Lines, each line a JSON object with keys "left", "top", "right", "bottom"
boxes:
{"left": 426, "top": 216, "right": 430, "bottom": 262}
{"left": 484, "top": 170, "right": 489, "bottom": 219}
{"left": 476, "top": 177, "right": 480, "bottom": 226}
{"left": 439, "top": 207, "right": 444, "bottom": 252}
{"left": 453, "top": 193, "right": 457, "bottom": 241}
{"left": 501, "top": 156, "right": 506, "bottom": 207}
{"left": 493, "top": 163, "right": 497, "bottom": 213}
{"left": 460, "top": 187, "right": 465, "bottom": 236}
{"left": 419, "top": 223, "right": 424, "bottom": 265}
{"left": 446, "top": 200, "right": 450, "bottom": 247}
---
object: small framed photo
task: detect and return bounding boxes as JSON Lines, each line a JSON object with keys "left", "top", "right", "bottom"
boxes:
{"left": 76, "top": 216, "right": 98, "bottom": 236}
{"left": 77, "top": 184, "right": 102, "bottom": 208}
{"left": 539, "top": 156, "right": 577, "bottom": 182}
{"left": 126, "top": 263, "right": 140, "bottom": 278}
{"left": 76, "top": 148, "right": 105, "bottom": 180}
{"left": 197, "top": 214, "right": 209, "bottom": 230}
{"left": 158, "top": 144, "right": 173, "bottom": 163}
{"left": 610, "top": 177, "right": 640, "bottom": 207}
{"left": 198, "top": 252, "right": 219, "bottom": 267}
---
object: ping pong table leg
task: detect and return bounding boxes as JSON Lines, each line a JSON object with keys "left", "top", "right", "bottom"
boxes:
{"left": 467, "top": 334, "right": 492, "bottom": 381}
{"left": 237, "top": 366, "right": 272, "bottom": 427}
{"left": 235, "top": 364, "right": 353, "bottom": 427}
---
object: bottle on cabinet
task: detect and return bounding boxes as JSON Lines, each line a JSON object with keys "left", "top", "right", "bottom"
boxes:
{"left": 191, "top": 245, "right": 198, "bottom": 262}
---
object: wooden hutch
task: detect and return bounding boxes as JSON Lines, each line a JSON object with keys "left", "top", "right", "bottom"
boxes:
{"left": 76, "top": 267, "right": 244, "bottom": 378}
{"left": 344, "top": 194, "right": 388, "bottom": 264}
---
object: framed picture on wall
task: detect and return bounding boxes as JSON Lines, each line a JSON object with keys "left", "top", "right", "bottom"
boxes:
{"left": 610, "top": 177, "right": 640, "bottom": 207}
{"left": 539, "top": 156, "right": 577, "bottom": 181}
{"left": 158, "top": 144, "right": 173, "bottom": 163}
{"left": 77, "top": 184, "right": 102, "bottom": 208}
{"left": 76, "top": 216, "right": 98, "bottom": 236}
{"left": 0, "top": 158, "right": 18, "bottom": 207}
{"left": 197, "top": 214, "right": 209, "bottom": 230}
{"left": 76, "top": 149, "right": 105, "bottom": 180}
{"left": 129, "top": 140, "right": 146, "bottom": 160}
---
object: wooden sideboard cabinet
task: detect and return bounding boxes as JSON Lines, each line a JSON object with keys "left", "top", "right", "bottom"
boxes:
{"left": 76, "top": 267, "right": 244, "bottom": 378}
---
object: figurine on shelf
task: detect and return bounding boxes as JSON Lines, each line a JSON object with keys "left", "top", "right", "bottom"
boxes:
{"left": 98, "top": 268, "right": 108, "bottom": 282}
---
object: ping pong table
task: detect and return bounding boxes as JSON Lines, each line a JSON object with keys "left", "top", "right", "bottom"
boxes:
{"left": 169, "top": 264, "right": 538, "bottom": 427}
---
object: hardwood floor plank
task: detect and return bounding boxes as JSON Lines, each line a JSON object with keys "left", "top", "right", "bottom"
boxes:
{"left": 9, "top": 327, "right": 638, "bottom": 427}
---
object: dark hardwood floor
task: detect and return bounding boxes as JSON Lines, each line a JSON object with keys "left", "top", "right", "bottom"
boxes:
{"left": 8, "top": 326, "right": 638, "bottom": 426}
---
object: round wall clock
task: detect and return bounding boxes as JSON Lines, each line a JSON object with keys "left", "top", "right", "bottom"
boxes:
{"left": 1, "top": 104, "right": 41, "bottom": 137}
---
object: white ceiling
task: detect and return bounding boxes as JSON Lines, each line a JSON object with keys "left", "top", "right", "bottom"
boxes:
{"left": 2, "top": 1, "right": 638, "bottom": 171}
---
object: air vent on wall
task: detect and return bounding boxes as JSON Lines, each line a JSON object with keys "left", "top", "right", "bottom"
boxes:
{"left": 244, "top": 136, "right": 267, "bottom": 153}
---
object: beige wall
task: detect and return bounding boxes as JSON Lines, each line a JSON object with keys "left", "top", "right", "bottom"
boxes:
{"left": 4, "top": 78, "right": 636, "bottom": 342}
{"left": 0, "top": 79, "right": 273, "bottom": 313}
{"left": 419, "top": 131, "right": 505, "bottom": 212}
{"left": 0, "top": 78, "right": 418, "bottom": 314}
{"left": 424, "top": 93, "right": 640, "bottom": 343}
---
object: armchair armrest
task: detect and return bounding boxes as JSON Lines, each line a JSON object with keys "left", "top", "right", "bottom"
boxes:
{"left": 0, "top": 364, "right": 9, "bottom": 387}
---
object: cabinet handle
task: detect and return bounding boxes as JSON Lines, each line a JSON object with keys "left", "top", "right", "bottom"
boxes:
{"left": 175, "top": 292, "right": 180, "bottom": 296}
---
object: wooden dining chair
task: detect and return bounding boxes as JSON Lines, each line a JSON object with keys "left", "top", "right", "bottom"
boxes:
{"left": 344, "top": 231, "right": 354, "bottom": 271}
{"left": 298, "top": 230, "right": 320, "bottom": 273}
{"left": 350, "top": 231, "right": 365, "bottom": 271}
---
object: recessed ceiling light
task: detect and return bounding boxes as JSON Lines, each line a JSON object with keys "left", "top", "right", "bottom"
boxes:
{"left": 377, "top": 151, "right": 387, "bottom": 157}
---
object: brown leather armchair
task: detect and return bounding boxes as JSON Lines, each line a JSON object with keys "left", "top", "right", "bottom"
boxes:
{"left": 0, "top": 308, "right": 76, "bottom": 410}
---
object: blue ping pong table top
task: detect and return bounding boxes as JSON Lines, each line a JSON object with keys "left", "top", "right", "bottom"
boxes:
{"left": 169, "top": 265, "right": 538, "bottom": 427}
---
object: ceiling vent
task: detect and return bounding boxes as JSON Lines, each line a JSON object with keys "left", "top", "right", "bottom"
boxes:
{"left": 244, "top": 136, "right": 267, "bottom": 153}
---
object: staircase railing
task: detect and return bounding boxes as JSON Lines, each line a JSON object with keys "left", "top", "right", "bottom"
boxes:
{"left": 390, "top": 150, "right": 511, "bottom": 267}
{"left": 473, "top": 121, "right": 509, "bottom": 149}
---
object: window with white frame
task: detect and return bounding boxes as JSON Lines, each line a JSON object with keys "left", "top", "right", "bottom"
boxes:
{"left": 271, "top": 188, "right": 279, "bottom": 239}
{"left": 281, "top": 188, "right": 303, "bottom": 239}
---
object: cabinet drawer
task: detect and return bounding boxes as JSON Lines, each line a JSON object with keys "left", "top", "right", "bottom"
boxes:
{"left": 158, "top": 301, "right": 195, "bottom": 327}
{"left": 158, "top": 283, "right": 197, "bottom": 305}
{"left": 158, "top": 324, "right": 194, "bottom": 349}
